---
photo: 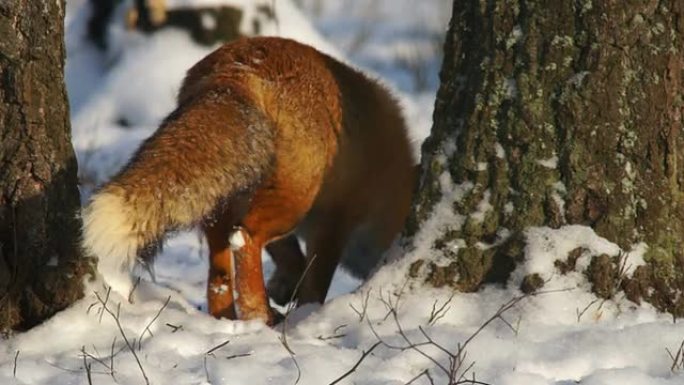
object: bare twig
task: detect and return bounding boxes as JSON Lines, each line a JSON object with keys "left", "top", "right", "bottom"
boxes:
{"left": 667, "top": 337, "right": 684, "bottom": 371}
{"left": 137, "top": 296, "right": 171, "bottom": 350}
{"left": 280, "top": 253, "right": 319, "bottom": 354}
{"left": 13, "top": 350, "right": 19, "bottom": 377}
{"left": 377, "top": 279, "right": 410, "bottom": 322}
{"left": 206, "top": 338, "right": 231, "bottom": 356}
{"left": 165, "top": 323, "right": 183, "bottom": 332}
{"left": 97, "top": 286, "right": 112, "bottom": 323}
{"left": 367, "top": 306, "right": 449, "bottom": 376}
{"left": 317, "top": 324, "right": 347, "bottom": 341}
{"left": 283, "top": 342, "right": 302, "bottom": 385}
{"left": 225, "top": 352, "right": 252, "bottom": 360}
{"left": 349, "top": 290, "right": 371, "bottom": 321}
{"left": 110, "top": 337, "right": 117, "bottom": 379}
{"left": 46, "top": 360, "right": 110, "bottom": 375}
{"left": 203, "top": 338, "right": 232, "bottom": 383}
{"left": 405, "top": 369, "right": 434, "bottom": 385}
{"left": 368, "top": 288, "right": 569, "bottom": 385}
{"left": 81, "top": 345, "right": 116, "bottom": 379}
{"left": 576, "top": 298, "right": 600, "bottom": 323}
{"left": 317, "top": 333, "right": 347, "bottom": 341}
{"left": 203, "top": 355, "right": 210, "bottom": 382}
{"left": 460, "top": 294, "right": 528, "bottom": 349}
{"left": 94, "top": 291, "right": 150, "bottom": 385}
{"left": 428, "top": 293, "right": 454, "bottom": 326}
{"left": 276, "top": 253, "right": 319, "bottom": 385}
{"left": 328, "top": 341, "right": 381, "bottom": 385}
{"left": 128, "top": 276, "right": 142, "bottom": 303}
{"left": 81, "top": 346, "right": 93, "bottom": 385}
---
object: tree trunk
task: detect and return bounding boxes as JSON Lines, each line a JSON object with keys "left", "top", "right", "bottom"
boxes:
{"left": 0, "top": 0, "right": 92, "bottom": 331}
{"left": 407, "top": 1, "right": 684, "bottom": 315}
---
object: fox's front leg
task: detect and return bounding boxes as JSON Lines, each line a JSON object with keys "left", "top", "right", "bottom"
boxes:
{"left": 266, "top": 234, "right": 306, "bottom": 306}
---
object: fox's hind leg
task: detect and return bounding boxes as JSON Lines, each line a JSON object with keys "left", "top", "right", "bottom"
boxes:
{"left": 203, "top": 193, "right": 254, "bottom": 320}
{"left": 229, "top": 227, "right": 272, "bottom": 322}
{"left": 233, "top": 187, "right": 314, "bottom": 324}
{"left": 204, "top": 217, "right": 238, "bottom": 320}
{"left": 265, "top": 234, "right": 306, "bottom": 306}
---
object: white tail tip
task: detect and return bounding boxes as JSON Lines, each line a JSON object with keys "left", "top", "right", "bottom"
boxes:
{"left": 81, "top": 191, "right": 140, "bottom": 298}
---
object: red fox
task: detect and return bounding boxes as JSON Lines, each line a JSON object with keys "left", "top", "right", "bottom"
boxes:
{"left": 81, "top": 37, "right": 415, "bottom": 324}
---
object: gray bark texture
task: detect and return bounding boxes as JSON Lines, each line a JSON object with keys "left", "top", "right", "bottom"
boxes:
{"left": 0, "top": 0, "right": 92, "bottom": 331}
{"left": 407, "top": 1, "right": 684, "bottom": 315}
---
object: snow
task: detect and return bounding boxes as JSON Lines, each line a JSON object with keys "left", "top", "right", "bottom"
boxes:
{"left": 2, "top": 1, "right": 684, "bottom": 384}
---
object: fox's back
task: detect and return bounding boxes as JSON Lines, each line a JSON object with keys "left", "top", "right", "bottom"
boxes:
{"left": 179, "top": 37, "right": 414, "bottom": 228}
{"left": 180, "top": 38, "right": 345, "bottom": 206}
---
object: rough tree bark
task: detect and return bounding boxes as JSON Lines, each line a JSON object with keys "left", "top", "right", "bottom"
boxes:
{"left": 407, "top": 1, "right": 684, "bottom": 315}
{"left": 0, "top": 0, "right": 92, "bottom": 331}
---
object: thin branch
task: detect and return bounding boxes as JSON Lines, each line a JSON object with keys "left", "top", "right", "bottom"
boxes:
{"left": 203, "top": 355, "right": 210, "bottom": 382}
{"left": 128, "top": 276, "right": 141, "bottom": 303}
{"left": 328, "top": 341, "right": 381, "bottom": 385}
{"left": 81, "top": 346, "right": 114, "bottom": 377}
{"left": 110, "top": 336, "right": 117, "bottom": 380}
{"left": 225, "top": 353, "right": 252, "bottom": 360}
{"left": 81, "top": 346, "right": 93, "bottom": 385}
{"left": 317, "top": 333, "right": 347, "bottom": 341}
{"left": 13, "top": 350, "right": 19, "bottom": 377}
{"left": 349, "top": 290, "right": 371, "bottom": 321}
{"left": 203, "top": 338, "right": 234, "bottom": 383}
{"left": 428, "top": 293, "right": 454, "bottom": 325}
{"left": 369, "top": 288, "right": 570, "bottom": 384}
{"left": 405, "top": 369, "right": 434, "bottom": 385}
{"left": 282, "top": 340, "right": 302, "bottom": 385}
{"left": 367, "top": 313, "right": 449, "bottom": 376}
{"left": 165, "top": 323, "right": 183, "bottom": 332}
{"left": 668, "top": 337, "right": 684, "bottom": 371}
{"left": 137, "top": 296, "right": 171, "bottom": 350}
{"left": 276, "top": 253, "right": 319, "bottom": 385}
{"left": 576, "top": 298, "right": 599, "bottom": 323}
{"left": 378, "top": 294, "right": 451, "bottom": 375}
{"left": 460, "top": 294, "right": 526, "bottom": 349}
{"left": 94, "top": 291, "right": 150, "bottom": 385}
{"left": 45, "top": 360, "right": 110, "bottom": 375}
{"left": 317, "top": 324, "right": 347, "bottom": 341}
{"left": 98, "top": 286, "right": 112, "bottom": 323}
{"left": 280, "top": 253, "right": 319, "bottom": 353}
{"left": 418, "top": 326, "right": 453, "bottom": 358}
{"left": 206, "top": 338, "right": 231, "bottom": 356}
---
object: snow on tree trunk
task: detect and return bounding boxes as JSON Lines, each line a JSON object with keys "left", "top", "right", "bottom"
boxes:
{"left": 406, "top": 1, "right": 684, "bottom": 315}
{"left": 0, "top": 0, "right": 92, "bottom": 331}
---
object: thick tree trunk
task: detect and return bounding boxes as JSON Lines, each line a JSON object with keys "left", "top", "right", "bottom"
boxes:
{"left": 408, "top": 1, "right": 684, "bottom": 315}
{"left": 0, "top": 0, "right": 92, "bottom": 331}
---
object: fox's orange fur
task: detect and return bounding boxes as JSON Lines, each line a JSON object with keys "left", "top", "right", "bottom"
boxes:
{"left": 82, "top": 37, "right": 415, "bottom": 324}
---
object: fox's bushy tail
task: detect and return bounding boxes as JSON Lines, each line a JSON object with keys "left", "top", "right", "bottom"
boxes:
{"left": 81, "top": 89, "right": 275, "bottom": 296}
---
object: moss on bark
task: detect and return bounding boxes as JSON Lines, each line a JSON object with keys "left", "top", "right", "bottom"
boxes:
{"left": 406, "top": 0, "right": 684, "bottom": 315}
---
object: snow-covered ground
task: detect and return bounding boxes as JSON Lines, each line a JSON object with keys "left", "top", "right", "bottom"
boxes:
{"left": 2, "top": 1, "right": 684, "bottom": 384}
